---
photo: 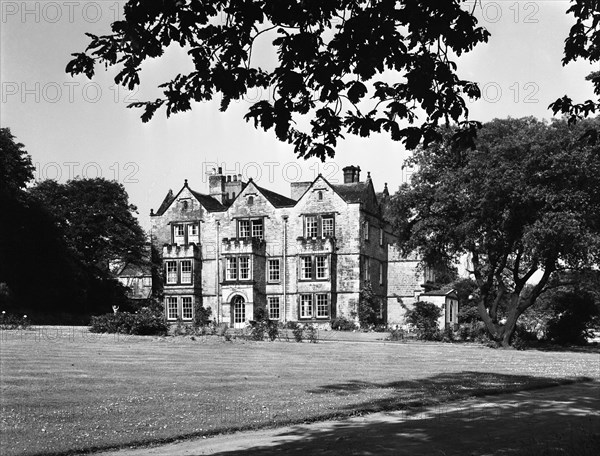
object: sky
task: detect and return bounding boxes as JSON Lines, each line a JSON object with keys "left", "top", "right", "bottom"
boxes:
{"left": 1, "top": 0, "right": 598, "bottom": 231}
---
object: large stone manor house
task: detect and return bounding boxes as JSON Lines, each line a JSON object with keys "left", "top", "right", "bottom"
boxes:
{"left": 149, "top": 165, "right": 438, "bottom": 328}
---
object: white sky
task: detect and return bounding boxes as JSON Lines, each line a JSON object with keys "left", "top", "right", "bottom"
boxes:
{"left": 1, "top": 1, "right": 598, "bottom": 231}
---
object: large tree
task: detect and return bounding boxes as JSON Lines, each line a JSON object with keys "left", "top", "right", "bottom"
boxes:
{"left": 388, "top": 117, "right": 600, "bottom": 347}
{"left": 66, "top": 0, "right": 488, "bottom": 160}
{"left": 29, "top": 178, "right": 147, "bottom": 271}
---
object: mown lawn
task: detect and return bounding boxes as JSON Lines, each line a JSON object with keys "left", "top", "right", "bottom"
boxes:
{"left": 0, "top": 327, "right": 598, "bottom": 456}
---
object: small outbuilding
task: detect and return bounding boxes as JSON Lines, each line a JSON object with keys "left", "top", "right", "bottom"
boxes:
{"left": 418, "top": 288, "right": 459, "bottom": 330}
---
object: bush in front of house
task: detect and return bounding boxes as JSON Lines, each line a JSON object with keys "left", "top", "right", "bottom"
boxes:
{"left": 248, "top": 307, "right": 279, "bottom": 341}
{"left": 403, "top": 301, "right": 442, "bottom": 341}
{"left": 331, "top": 316, "right": 356, "bottom": 331}
{"left": 89, "top": 308, "right": 167, "bottom": 335}
{"left": 0, "top": 311, "right": 31, "bottom": 330}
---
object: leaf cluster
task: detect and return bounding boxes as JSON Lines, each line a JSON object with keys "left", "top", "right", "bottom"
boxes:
{"left": 67, "top": 0, "right": 489, "bottom": 160}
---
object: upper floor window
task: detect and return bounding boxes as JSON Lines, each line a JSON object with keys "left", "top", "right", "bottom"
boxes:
{"left": 172, "top": 222, "right": 199, "bottom": 245}
{"left": 188, "top": 224, "right": 199, "bottom": 242}
{"left": 379, "top": 227, "right": 384, "bottom": 246}
{"left": 174, "top": 224, "right": 185, "bottom": 244}
{"left": 364, "top": 257, "right": 370, "bottom": 281}
{"left": 237, "top": 218, "right": 264, "bottom": 240}
{"left": 303, "top": 214, "right": 335, "bottom": 238}
{"left": 165, "top": 260, "right": 193, "bottom": 285}
{"left": 318, "top": 191, "right": 323, "bottom": 201}
{"left": 180, "top": 260, "right": 192, "bottom": 284}
{"left": 267, "top": 259, "right": 280, "bottom": 283}
{"left": 299, "top": 255, "right": 329, "bottom": 281}
{"left": 300, "top": 256, "right": 312, "bottom": 280}
{"left": 379, "top": 262, "right": 384, "bottom": 285}
{"left": 166, "top": 261, "right": 178, "bottom": 284}
{"left": 305, "top": 216, "right": 318, "bottom": 238}
{"left": 238, "top": 220, "right": 250, "bottom": 238}
{"left": 225, "top": 256, "right": 251, "bottom": 281}
{"left": 248, "top": 196, "right": 254, "bottom": 205}
{"left": 251, "top": 219, "right": 263, "bottom": 239}
{"left": 363, "top": 221, "right": 370, "bottom": 241}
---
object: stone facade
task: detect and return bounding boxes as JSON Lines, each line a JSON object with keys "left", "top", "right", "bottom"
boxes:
{"left": 150, "top": 166, "right": 425, "bottom": 327}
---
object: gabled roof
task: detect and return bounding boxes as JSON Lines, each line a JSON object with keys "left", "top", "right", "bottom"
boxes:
{"left": 420, "top": 288, "right": 458, "bottom": 299}
{"left": 155, "top": 190, "right": 175, "bottom": 216}
{"left": 189, "top": 189, "right": 226, "bottom": 212}
{"left": 115, "top": 261, "right": 151, "bottom": 277}
{"left": 154, "top": 181, "right": 225, "bottom": 215}
{"left": 331, "top": 181, "right": 371, "bottom": 204}
{"left": 254, "top": 183, "right": 296, "bottom": 208}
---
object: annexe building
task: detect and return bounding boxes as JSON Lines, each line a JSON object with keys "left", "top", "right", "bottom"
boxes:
{"left": 150, "top": 166, "right": 426, "bottom": 328}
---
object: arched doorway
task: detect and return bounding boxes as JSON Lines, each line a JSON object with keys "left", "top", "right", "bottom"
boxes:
{"left": 231, "top": 295, "right": 246, "bottom": 329}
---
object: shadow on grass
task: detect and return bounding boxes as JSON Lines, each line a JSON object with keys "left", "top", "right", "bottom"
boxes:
{"left": 202, "top": 380, "right": 600, "bottom": 456}
{"left": 36, "top": 373, "right": 597, "bottom": 456}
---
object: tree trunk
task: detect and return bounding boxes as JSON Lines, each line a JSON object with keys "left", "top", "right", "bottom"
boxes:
{"left": 478, "top": 296, "right": 525, "bottom": 347}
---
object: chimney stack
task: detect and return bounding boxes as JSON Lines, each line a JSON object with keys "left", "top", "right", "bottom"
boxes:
{"left": 342, "top": 165, "right": 361, "bottom": 183}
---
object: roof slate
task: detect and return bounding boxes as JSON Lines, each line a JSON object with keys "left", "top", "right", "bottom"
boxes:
{"left": 255, "top": 184, "right": 296, "bottom": 207}
{"left": 189, "top": 189, "right": 226, "bottom": 212}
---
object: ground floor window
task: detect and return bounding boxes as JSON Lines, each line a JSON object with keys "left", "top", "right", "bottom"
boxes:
{"left": 166, "top": 297, "right": 178, "bottom": 320}
{"left": 165, "top": 296, "right": 194, "bottom": 321}
{"left": 298, "top": 293, "right": 330, "bottom": 319}
{"left": 268, "top": 296, "right": 280, "bottom": 320}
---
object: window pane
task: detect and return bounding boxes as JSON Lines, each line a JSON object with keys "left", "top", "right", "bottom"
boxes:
{"left": 166, "top": 297, "right": 178, "bottom": 320}
{"left": 188, "top": 224, "right": 199, "bottom": 243}
{"left": 300, "top": 294, "right": 312, "bottom": 318}
{"left": 238, "top": 220, "right": 250, "bottom": 238}
{"left": 322, "top": 217, "right": 334, "bottom": 237}
{"left": 181, "top": 297, "right": 193, "bottom": 320}
{"left": 166, "top": 261, "right": 178, "bottom": 284}
{"left": 316, "top": 256, "right": 328, "bottom": 279}
{"left": 174, "top": 224, "right": 185, "bottom": 244}
{"left": 239, "top": 257, "right": 250, "bottom": 280}
{"left": 181, "top": 260, "right": 192, "bottom": 284}
{"left": 379, "top": 227, "right": 383, "bottom": 246}
{"left": 364, "top": 258, "right": 370, "bottom": 281}
{"left": 316, "top": 294, "right": 329, "bottom": 318}
{"left": 268, "top": 259, "right": 280, "bottom": 282}
{"left": 305, "top": 216, "right": 318, "bottom": 238}
{"left": 252, "top": 219, "right": 264, "bottom": 240}
{"left": 268, "top": 296, "right": 280, "bottom": 320}
{"left": 300, "top": 256, "right": 312, "bottom": 280}
{"left": 226, "top": 257, "right": 237, "bottom": 280}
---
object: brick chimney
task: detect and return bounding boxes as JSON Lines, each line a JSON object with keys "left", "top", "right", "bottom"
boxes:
{"left": 342, "top": 165, "right": 361, "bottom": 183}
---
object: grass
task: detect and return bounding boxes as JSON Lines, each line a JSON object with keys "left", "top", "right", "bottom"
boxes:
{"left": 0, "top": 326, "right": 598, "bottom": 456}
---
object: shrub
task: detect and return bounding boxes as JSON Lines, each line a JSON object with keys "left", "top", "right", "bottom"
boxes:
{"left": 358, "top": 282, "right": 382, "bottom": 328}
{"left": 0, "top": 311, "right": 31, "bottom": 330}
{"left": 388, "top": 327, "right": 404, "bottom": 341}
{"left": 304, "top": 324, "right": 318, "bottom": 343}
{"left": 193, "top": 303, "right": 212, "bottom": 328}
{"left": 546, "top": 292, "right": 599, "bottom": 345}
{"left": 403, "top": 301, "right": 442, "bottom": 341}
{"left": 331, "top": 316, "right": 356, "bottom": 331}
{"left": 291, "top": 322, "right": 303, "bottom": 342}
{"left": 89, "top": 308, "right": 167, "bottom": 335}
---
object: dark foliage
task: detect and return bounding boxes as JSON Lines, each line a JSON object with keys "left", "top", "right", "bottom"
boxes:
{"left": 89, "top": 308, "right": 167, "bottom": 335}
{"left": 67, "top": 1, "right": 490, "bottom": 160}
{"left": 403, "top": 301, "right": 442, "bottom": 341}
{"left": 331, "top": 316, "right": 357, "bottom": 331}
{"left": 546, "top": 291, "right": 599, "bottom": 345}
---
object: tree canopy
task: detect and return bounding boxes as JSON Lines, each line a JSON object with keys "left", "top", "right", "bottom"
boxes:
{"left": 29, "top": 178, "right": 147, "bottom": 271}
{"left": 67, "top": 0, "right": 488, "bottom": 160}
{"left": 550, "top": 0, "right": 600, "bottom": 122}
{"left": 388, "top": 117, "right": 600, "bottom": 346}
